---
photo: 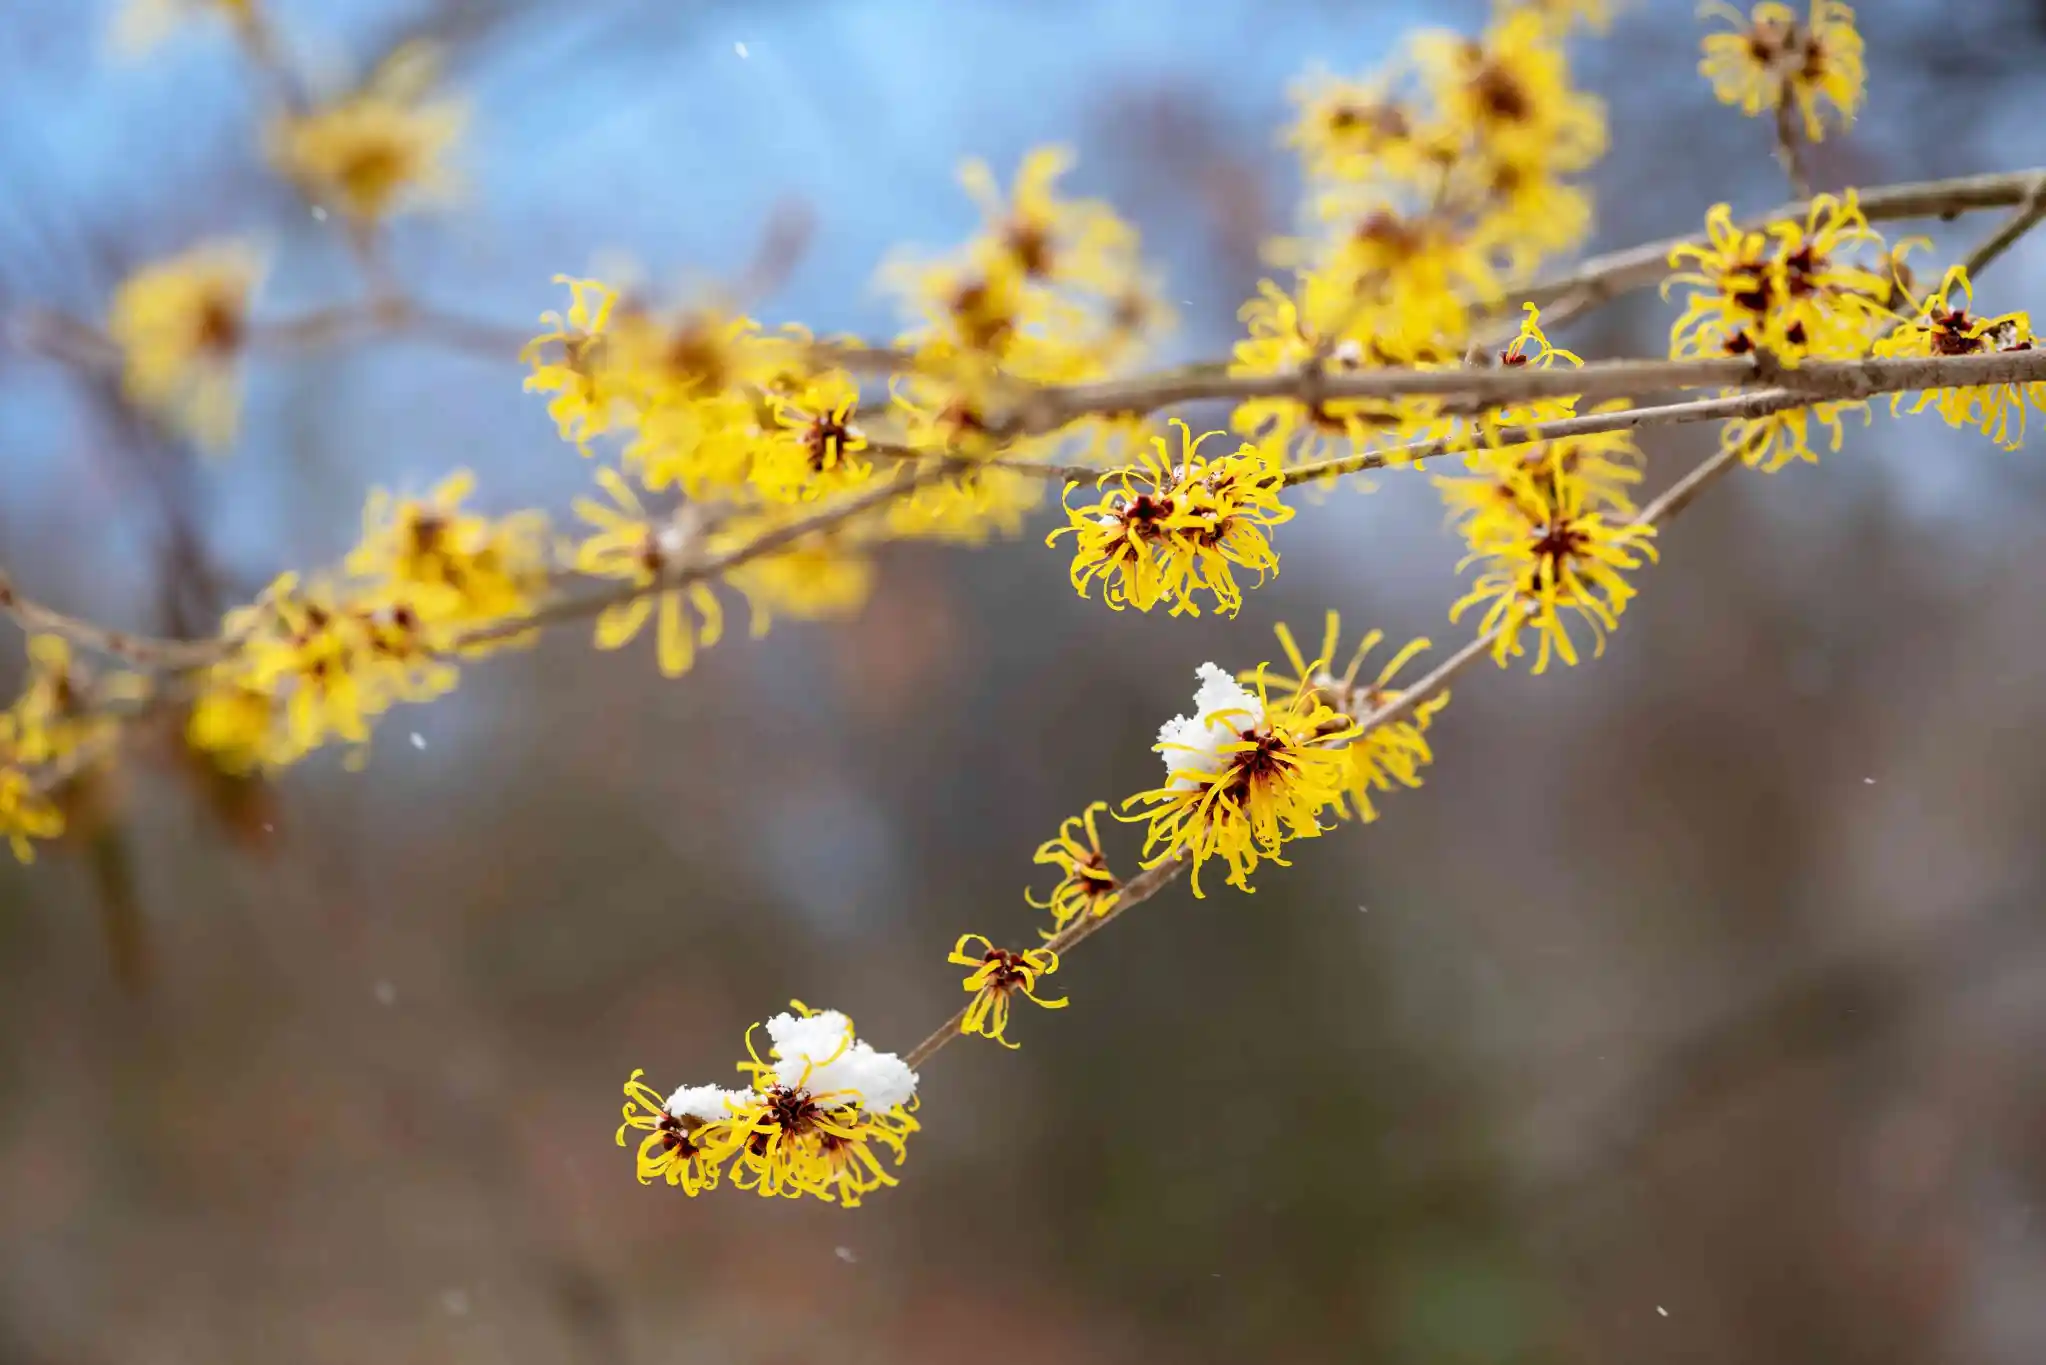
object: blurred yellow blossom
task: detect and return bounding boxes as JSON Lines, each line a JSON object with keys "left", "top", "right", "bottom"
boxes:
{"left": 106, "top": 240, "right": 261, "bottom": 451}
{"left": 268, "top": 42, "right": 464, "bottom": 222}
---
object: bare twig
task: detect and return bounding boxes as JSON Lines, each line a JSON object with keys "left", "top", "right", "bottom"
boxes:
{"left": 1958, "top": 173, "right": 2046, "bottom": 282}
{"left": 0, "top": 571, "right": 235, "bottom": 670}
{"left": 1020, "top": 345, "right": 2046, "bottom": 434}
{"left": 1773, "top": 104, "right": 1813, "bottom": 201}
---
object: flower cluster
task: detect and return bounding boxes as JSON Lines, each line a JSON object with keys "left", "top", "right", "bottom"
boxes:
{"left": 1700, "top": 1, "right": 1865, "bottom": 142}
{"left": 187, "top": 473, "right": 548, "bottom": 772}
{"left": 0, "top": 637, "right": 145, "bottom": 861}
{"left": 1873, "top": 266, "right": 2046, "bottom": 449}
{"left": 1052, "top": 422, "right": 1293, "bottom": 617}
{"left": 1238, "top": 0, "right": 1608, "bottom": 473}
{"left": 1666, "top": 195, "right": 1900, "bottom": 470}
{"left": 617, "top": 1004, "right": 919, "bottom": 1207}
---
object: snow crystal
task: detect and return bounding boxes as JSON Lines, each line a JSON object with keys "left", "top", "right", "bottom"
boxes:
{"left": 1155, "top": 662, "right": 1264, "bottom": 789}
{"left": 764, "top": 1009, "right": 918, "bottom": 1111}
{"left": 665, "top": 1083, "right": 751, "bottom": 1122}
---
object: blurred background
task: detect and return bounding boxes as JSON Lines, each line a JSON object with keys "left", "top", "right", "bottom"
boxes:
{"left": 5, "top": 1, "right": 2046, "bottom": 1361}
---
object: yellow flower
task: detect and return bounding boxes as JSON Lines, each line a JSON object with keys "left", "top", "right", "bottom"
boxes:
{"left": 751, "top": 372, "right": 872, "bottom": 504}
{"left": 1446, "top": 466, "right": 1657, "bottom": 672}
{"left": 268, "top": 43, "right": 464, "bottom": 222}
{"left": 1699, "top": 1, "right": 1864, "bottom": 141}
{"left": 1258, "top": 613, "right": 1447, "bottom": 823}
{"left": 1873, "top": 265, "right": 2046, "bottom": 449}
{"left": 1122, "top": 663, "right": 1358, "bottom": 896}
{"left": 572, "top": 468, "right": 723, "bottom": 677}
{"left": 1412, "top": 9, "right": 1606, "bottom": 180}
{"left": 346, "top": 470, "right": 551, "bottom": 651}
{"left": 882, "top": 147, "right": 1158, "bottom": 387}
{"left": 949, "top": 934, "right": 1068, "bottom": 1048}
{"left": 1311, "top": 206, "right": 1501, "bottom": 347}
{"left": 522, "top": 276, "right": 621, "bottom": 445}
{"left": 1228, "top": 273, "right": 1454, "bottom": 464}
{"left": 216, "top": 573, "right": 457, "bottom": 764}
{"left": 1453, "top": 307, "right": 1645, "bottom": 512}
{"left": 619, "top": 1004, "right": 919, "bottom": 1207}
{"left": 0, "top": 767, "right": 63, "bottom": 863}
{"left": 185, "top": 672, "right": 284, "bottom": 774}
{"left": 713, "top": 515, "right": 876, "bottom": 638}
{"left": 2, "top": 636, "right": 140, "bottom": 768}
{"left": 1050, "top": 420, "right": 1294, "bottom": 617}
{"left": 727, "top": 1003, "right": 920, "bottom": 1207}
{"left": 615, "top": 1070, "right": 746, "bottom": 1195}
{"left": 106, "top": 240, "right": 261, "bottom": 451}
{"left": 1027, "top": 802, "right": 1122, "bottom": 935}
{"left": 886, "top": 462, "right": 1046, "bottom": 544}
{"left": 1285, "top": 71, "right": 1436, "bottom": 189}
{"left": 1718, "top": 400, "right": 1864, "bottom": 472}
{"left": 959, "top": 146, "right": 1138, "bottom": 295}
{"left": 1666, "top": 195, "right": 1893, "bottom": 364}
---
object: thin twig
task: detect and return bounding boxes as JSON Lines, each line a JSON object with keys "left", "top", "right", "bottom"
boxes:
{"left": 0, "top": 571, "right": 235, "bottom": 670}
{"left": 1773, "top": 103, "right": 1813, "bottom": 202}
{"left": 902, "top": 853, "right": 1190, "bottom": 1070}
{"left": 1281, "top": 390, "right": 1798, "bottom": 485}
{"left": 1959, "top": 173, "right": 2046, "bottom": 282}
{"left": 1020, "top": 345, "right": 2046, "bottom": 434}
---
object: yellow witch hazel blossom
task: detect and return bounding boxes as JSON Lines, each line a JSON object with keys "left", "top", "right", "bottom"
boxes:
{"left": 1123, "top": 663, "right": 1358, "bottom": 896}
{"left": 711, "top": 513, "right": 876, "bottom": 637}
{"left": 1667, "top": 195, "right": 1893, "bottom": 364}
{"left": 522, "top": 276, "right": 621, "bottom": 446}
{"left": 1456, "top": 306, "right": 1645, "bottom": 512}
{"left": 1228, "top": 271, "right": 1458, "bottom": 466}
{"left": 617, "top": 1003, "right": 920, "bottom": 1207}
{"left": 572, "top": 468, "right": 724, "bottom": 677}
{"left": 880, "top": 145, "right": 1170, "bottom": 532}
{"left": 2, "top": 636, "right": 141, "bottom": 769}
{"left": 1665, "top": 195, "right": 1896, "bottom": 470}
{"left": 1447, "top": 466, "right": 1657, "bottom": 673}
{"left": 949, "top": 934, "right": 1067, "bottom": 1049}
{"left": 0, "top": 768, "right": 64, "bottom": 864}
{"left": 1700, "top": 1, "right": 1865, "bottom": 141}
{"left": 195, "top": 572, "right": 458, "bottom": 770}
{"left": 1873, "top": 265, "right": 2046, "bottom": 450}
{"left": 346, "top": 470, "right": 551, "bottom": 652}
{"left": 268, "top": 42, "right": 464, "bottom": 222}
{"left": 1028, "top": 801, "right": 1122, "bottom": 935}
{"left": 1051, "top": 421, "right": 1293, "bottom": 617}
{"left": 0, "top": 635, "right": 145, "bottom": 861}
{"left": 106, "top": 240, "right": 261, "bottom": 451}
{"left": 752, "top": 371, "right": 871, "bottom": 504}
{"left": 1257, "top": 614, "right": 1446, "bottom": 823}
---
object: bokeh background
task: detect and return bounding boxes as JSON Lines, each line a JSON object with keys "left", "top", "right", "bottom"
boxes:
{"left": 5, "top": 1, "right": 2046, "bottom": 1361}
